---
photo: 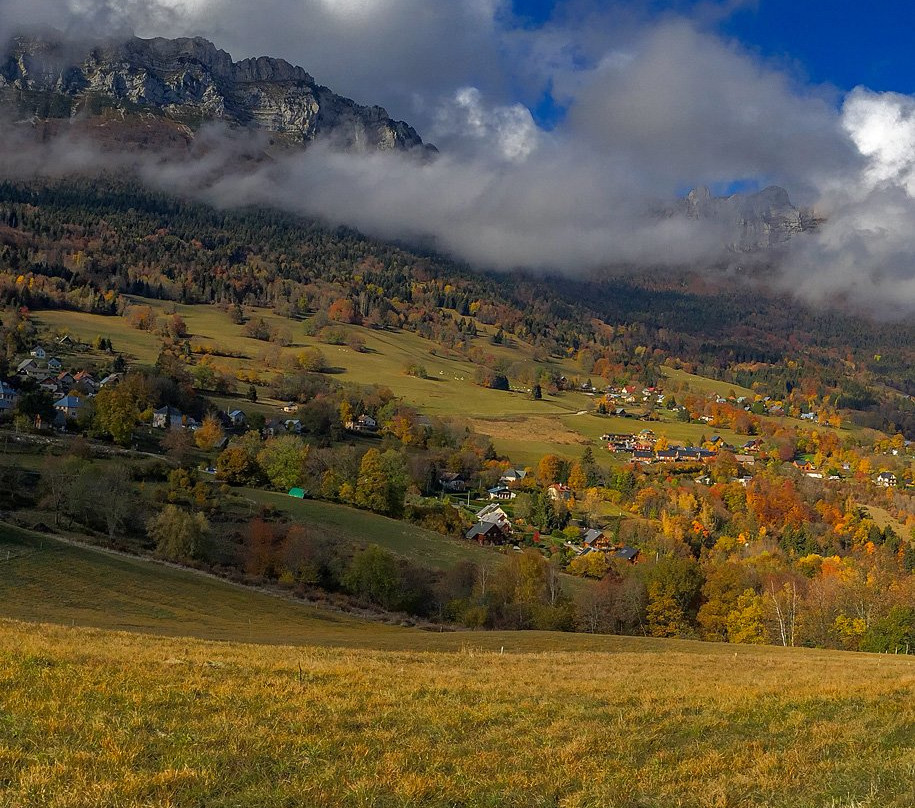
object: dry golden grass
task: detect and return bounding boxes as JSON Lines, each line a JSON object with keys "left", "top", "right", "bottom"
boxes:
{"left": 2, "top": 618, "right": 915, "bottom": 807}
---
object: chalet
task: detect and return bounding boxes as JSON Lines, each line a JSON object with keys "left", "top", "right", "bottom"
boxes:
{"left": 227, "top": 409, "right": 247, "bottom": 428}
{"left": 736, "top": 474, "right": 752, "bottom": 486}
{"left": 46, "top": 357, "right": 62, "bottom": 371}
{"left": 29, "top": 346, "right": 47, "bottom": 360}
{"left": 734, "top": 454, "right": 756, "bottom": 467}
{"left": 582, "top": 528, "right": 613, "bottom": 550}
{"left": 282, "top": 402, "right": 298, "bottom": 413}
{"left": 438, "top": 472, "right": 467, "bottom": 493}
{"left": 284, "top": 419, "right": 302, "bottom": 434}
{"left": 346, "top": 414, "right": 378, "bottom": 433}
{"left": 39, "top": 380, "right": 59, "bottom": 395}
{"left": 56, "top": 335, "right": 75, "bottom": 347}
{"left": 800, "top": 411, "right": 816, "bottom": 421}
{"left": 57, "top": 372, "right": 76, "bottom": 389}
{"left": 793, "top": 460, "right": 816, "bottom": 473}
{"left": 99, "top": 373, "right": 122, "bottom": 387}
{"left": 612, "top": 546, "right": 640, "bottom": 563}
{"left": 466, "top": 520, "right": 509, "bottom": 544}
{"left": 488, "top": 485, "right": 516, "bottom": 501}
{"left": 153, "top": 405, "right": 188, "bottom": 429}
{"left": 632, "top": 450, "right": 654, "bottom": 464}
{"left": 742, "top": 440, "right": 763, "bottom": 454}
{"left": 656, "top": 449, "right": 679, "bottom": 463}
{"left": 695, "top": 474, "right": 713, "bottom": 486}
{"left": 499, "top": 468, "right": 527, "bottom": 485}
{"left": 54, "top": 395, "right": 82, "bottom": 419}
{"left": 547, "top": 483, "right": 572, "bottom": 502}
{"left": 876, "top": 472, "right": 898, "bottom": 488}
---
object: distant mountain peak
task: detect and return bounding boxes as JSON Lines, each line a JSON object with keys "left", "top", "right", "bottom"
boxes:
{"left": 681, "top": 184, "right": 818, "bottom": 252}
{"left": 0, "top": 34, "right": 435, "bottom": 154}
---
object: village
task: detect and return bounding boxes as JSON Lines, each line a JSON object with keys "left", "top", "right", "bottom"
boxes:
{"left": 2, "top": 337, "right": 913, "bottom": 581}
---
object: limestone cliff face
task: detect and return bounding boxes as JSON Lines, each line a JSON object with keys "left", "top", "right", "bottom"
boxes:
{"left": 680, "top": 185, "right": 818, "bottom": 252}
{"left": 0, "top": 35, "right": 432, "bottom": 153}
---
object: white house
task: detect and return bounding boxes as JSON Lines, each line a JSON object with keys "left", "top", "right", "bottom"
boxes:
{"left": 876, "top": 472, "right": 898, "bottom": 488}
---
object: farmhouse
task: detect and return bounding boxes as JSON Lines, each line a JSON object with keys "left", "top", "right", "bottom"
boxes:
{"left": 488, "top": 485, "right": 516, "bottom": 501}
{"left": 438, "top": 472, "right": 468, "bottom": 493}
{"left": 153, "top": 405, "right": 192, "bottom": 429}
{"left": 346, "top": 414, "right": 378, "bottom": 433}
{"left": 227, "top": 409, "right": 247, "bottom": 428}
{"left": 876, "top": 472, "right": 897, "bottom": 488}
{"left": 53, "top": 395, "right": 82, "bottom": 419}
{"left": 547, "top": 483, "right": 572, "bottom": 502}
{"left": 476, "top": 504, "right": 512, "bottom": 530}
{"left": 499, "top": 468, "right": 527, "bottom": 485}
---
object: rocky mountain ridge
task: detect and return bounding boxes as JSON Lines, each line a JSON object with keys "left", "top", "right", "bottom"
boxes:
{"left": 0, "top": 34, "right": 432, "bottom": 153}
{"left": 679, "top": 185, "right": 819, "bottom": 252}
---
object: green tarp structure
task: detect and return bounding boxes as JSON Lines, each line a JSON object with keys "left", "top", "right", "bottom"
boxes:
{"left": 288, "top": 488, "right": 305, "bottom": 499}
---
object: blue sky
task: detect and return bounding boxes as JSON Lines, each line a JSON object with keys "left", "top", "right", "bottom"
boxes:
{"left": 514, "top": 1, "right": 915, "bottom": 94}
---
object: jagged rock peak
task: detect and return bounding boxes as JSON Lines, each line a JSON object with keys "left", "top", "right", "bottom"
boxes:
{"left": 0, "top": 34, "right": 433, "bottom": 153}
{"left": 680, "top": 185, "right": 816, "bottom": 251}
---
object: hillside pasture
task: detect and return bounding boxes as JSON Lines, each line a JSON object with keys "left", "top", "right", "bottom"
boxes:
{"left": 2, "top": 617, "right": 915, "bottom": 807}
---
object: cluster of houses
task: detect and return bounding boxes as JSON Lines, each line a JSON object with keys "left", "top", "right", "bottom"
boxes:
{"left": 464, "top": 502, "right": 640, "bottom": 565}
{"left": 3, "top": 341, "right": 123, "bottom": 427}
{"left": 591, "top": 383, "right": 667, "bottom": 407}
{"left": 602, "top": 430, "right": 769, "bottom": 470}
{"left": 570, "top": 528, "right": 640, "bottom": 563}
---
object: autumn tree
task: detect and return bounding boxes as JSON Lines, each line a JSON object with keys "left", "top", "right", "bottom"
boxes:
{"left": 354, "top": 449, "right": 407, "bottom": 517}
{"left": 568, "top": 461, "right": 588, "bottom": 493}
{"left": 257, "top": 436, "right": 310, "bottom": 491}
{"left": 148, "top": 505, "right": 210, "bottom": 562}
{"left": 194, "top": 415, "right": 225, "bottom": 451}
{"left": 92, "top": 386, "right": 138, "bottom": 446}
{"left": 537, "top": 454, "right": 564, "bottom": 485}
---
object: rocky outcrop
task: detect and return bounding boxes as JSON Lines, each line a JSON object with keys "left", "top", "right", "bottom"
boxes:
{"left": 679, "top": 185, "right": 818, "bottom": 252}
{"left": 0, "top": 35, "right": 433, "bottom": 153}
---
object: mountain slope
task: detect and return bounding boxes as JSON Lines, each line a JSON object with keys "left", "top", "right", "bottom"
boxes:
{"left": 0, "top": 34, "right": 433, "bottom": 152}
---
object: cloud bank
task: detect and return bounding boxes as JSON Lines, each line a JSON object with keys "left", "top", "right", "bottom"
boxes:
{"left": 6, "top": 1, "right": 915, "bottom": 314}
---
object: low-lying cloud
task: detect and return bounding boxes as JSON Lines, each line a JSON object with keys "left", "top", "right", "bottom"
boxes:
{"left": 8, "top": 2, "right": 915, "bottom": 314}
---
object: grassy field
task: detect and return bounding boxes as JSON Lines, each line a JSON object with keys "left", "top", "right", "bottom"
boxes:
{"left": 33, "top": 301, "right": 604, "bottom": 460}
{"left": 661, "top": 366, "right": 756, "bottom": 399}
{"left": 2, "top": 617, "right": 915, "bottom": 807}
{"left": 0, "top": 522, "right": 418, "bottom": 647}
{"left": 32, "top": 301, "right": 868, "bottom": 467}
{"left": 3, "top": 520, "right": 915, "bottom": 806}
{"left": 245, "top": 489, "right": 510, "bottom": 572}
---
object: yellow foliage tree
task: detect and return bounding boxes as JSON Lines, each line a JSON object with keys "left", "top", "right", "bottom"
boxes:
{"left": 194, "top": 415, "right": 225, "bottom": 451}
